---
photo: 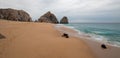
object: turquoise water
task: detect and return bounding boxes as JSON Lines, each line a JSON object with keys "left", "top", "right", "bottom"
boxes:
{"left": 65, "top": 23, "right": 120, "bottom": 46}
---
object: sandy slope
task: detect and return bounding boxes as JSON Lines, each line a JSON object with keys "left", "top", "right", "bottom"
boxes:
{"left": 0, "top": 20, "right": 95, "bottom": 58}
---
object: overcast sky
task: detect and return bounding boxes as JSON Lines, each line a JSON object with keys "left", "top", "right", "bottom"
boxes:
{"left": 0, "top": 0, "right": 120, "bottom": 23}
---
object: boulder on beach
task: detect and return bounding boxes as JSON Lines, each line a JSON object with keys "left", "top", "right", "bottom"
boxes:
{"left": 38, "top": 11, "right": 59, "bottom": 24}
{"left": 60, "top": 16, "right": 69, "bottom": 24}
{"left": 0, "top": 8, "right": 32, "bottom": 22}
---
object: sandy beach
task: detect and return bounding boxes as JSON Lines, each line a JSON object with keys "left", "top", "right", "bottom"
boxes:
{"left": 0, "top": 20, "right": 95, "bottom": 58}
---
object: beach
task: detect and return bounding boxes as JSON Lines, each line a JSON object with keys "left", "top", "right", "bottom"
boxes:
{"left": 0, "top": 20, "right": 95, "bottom": 58}
{"left": 55, "top": 24, "right": 120, "bottom": 58}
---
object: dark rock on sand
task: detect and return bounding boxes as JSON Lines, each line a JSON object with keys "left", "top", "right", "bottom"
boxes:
{"left": 38, "top": 11, "right": 59, "bottom": 24}
{"left": 0, "top": 8, "right": 32, "bottom": 22}
{"left": 62, "top": 33, "right": 69, "bottom": 38}
{"left": 101, "top": 44, "right": 107, "bottom": 49}
{"left": 0, "top": 33, "right": 5, "bottom": 39}
{"left": 60, "top": 16, "right": 69, "bottom": 24}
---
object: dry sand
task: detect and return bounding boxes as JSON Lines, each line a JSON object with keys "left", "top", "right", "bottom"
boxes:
{"left": 0, "top": 20, "right": 95, "bottom": 58}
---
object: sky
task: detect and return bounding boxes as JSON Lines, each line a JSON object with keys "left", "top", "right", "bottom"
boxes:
{"left": 0, "top": 0, "right": 120, "bottom": 23}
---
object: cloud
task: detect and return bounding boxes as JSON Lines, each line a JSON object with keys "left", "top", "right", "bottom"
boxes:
{"left": 0, "top": 0, "right": 120, "bottom": 22}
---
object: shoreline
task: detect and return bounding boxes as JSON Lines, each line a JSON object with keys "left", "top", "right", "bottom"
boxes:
{"left": 55, "top": 24, "right": 120, "bottom": 58}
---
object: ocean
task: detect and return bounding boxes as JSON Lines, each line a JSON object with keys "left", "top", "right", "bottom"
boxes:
{"left": 58, "top": 23, "right": 120, "bottom": 47}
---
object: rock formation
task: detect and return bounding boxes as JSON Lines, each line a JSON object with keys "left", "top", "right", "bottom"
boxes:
{"left": 60, "top": 16, "right": 69, "bottom": 24}
{"left": 34, "top": 20, "right": 38, "bottom": 22}
{"left": 0, "top": 8, "right": 32, "bottom": 22}
{"left": 38, "top": 11, "right": 59, "bottom": 24}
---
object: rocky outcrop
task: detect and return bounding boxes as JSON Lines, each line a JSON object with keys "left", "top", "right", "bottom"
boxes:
{"left": 38, "top": 11, "right": 58, "bottom": 24}
{"left": 0, "top": 8, "right": 32, "bottom": 22}
{"left": 60, "top": 16, "right": 69, "bottom": 24}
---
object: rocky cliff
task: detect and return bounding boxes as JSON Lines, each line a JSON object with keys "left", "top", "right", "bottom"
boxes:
{"left": 38, "top": 11, "right": 58, "bottom": 24}
{"left": 0, "top": 8, "right": 32, "bottom": 22}
{"left": 60, "top": 16, "right": 69, "bottom": 24}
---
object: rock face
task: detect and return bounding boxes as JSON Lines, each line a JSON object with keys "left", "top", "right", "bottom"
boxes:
{"left": 60, "top": 16, "right": 69, "bottom": 24}
{"left": 0, "top": 8, "right": 32, "bottom": 22}
{"left": 38, "top": 11, "right": 58, "bottom": 24}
